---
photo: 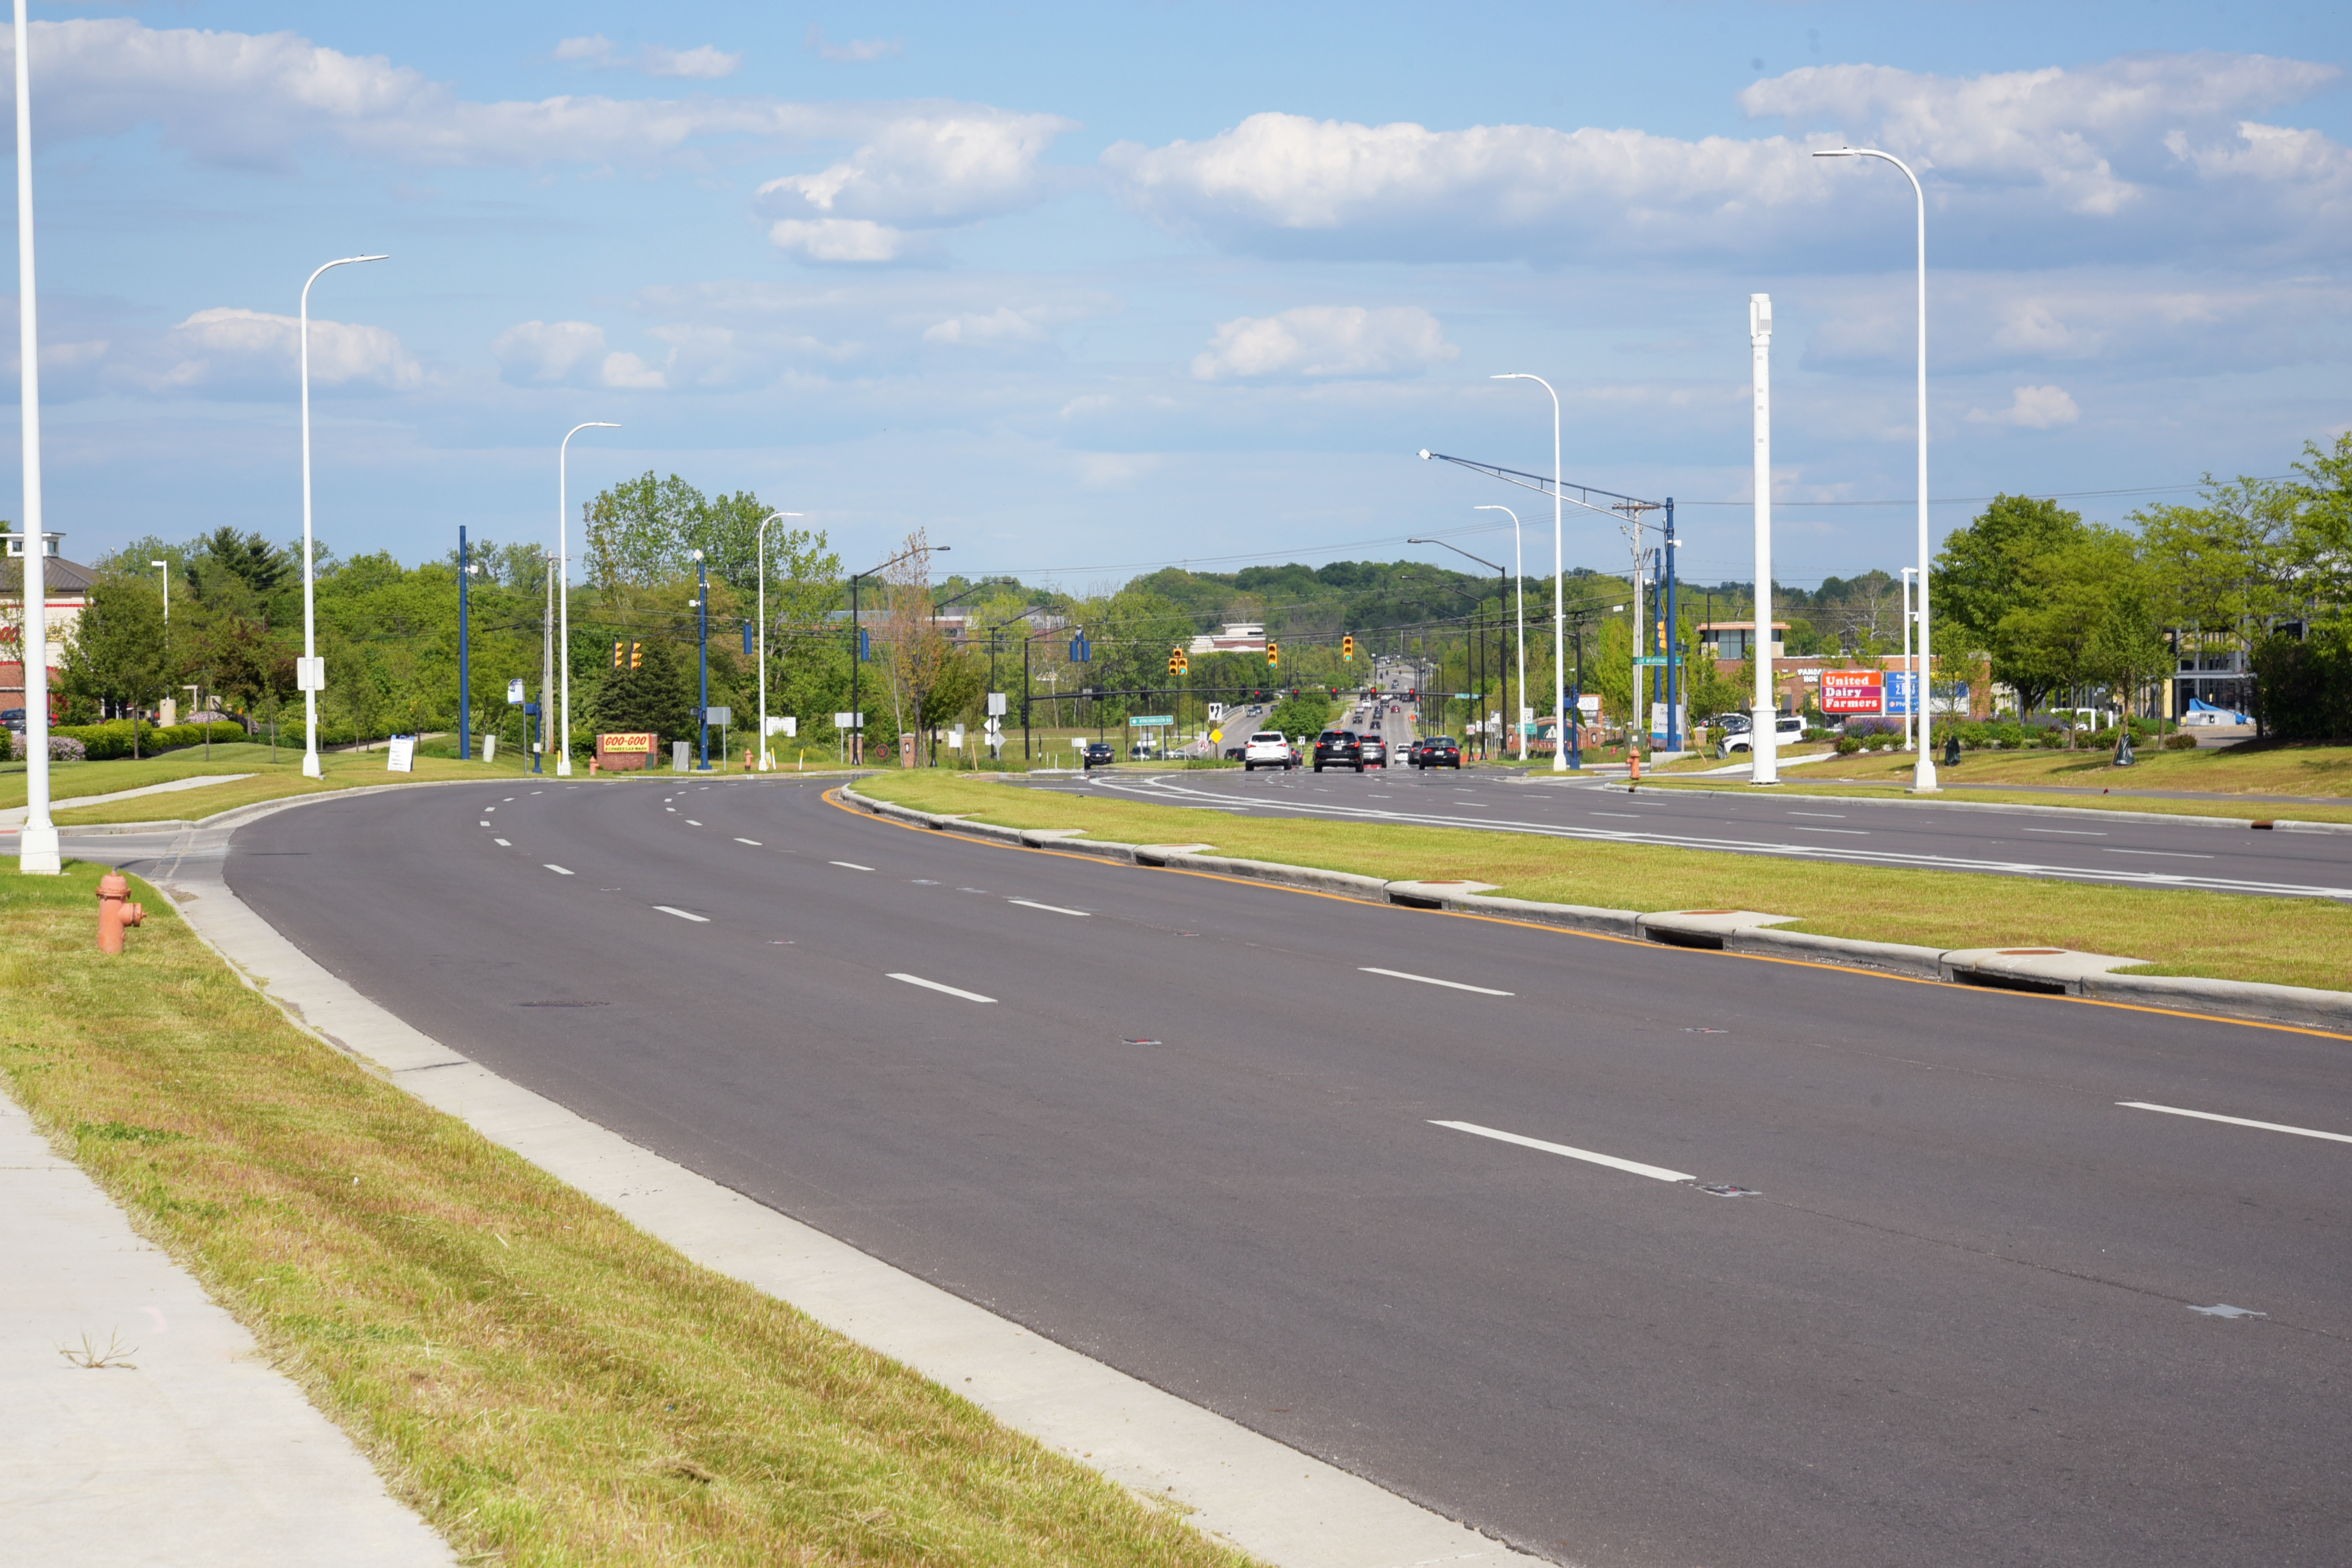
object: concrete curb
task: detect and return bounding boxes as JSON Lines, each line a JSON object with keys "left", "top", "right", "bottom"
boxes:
{"left": 839, "top": 784, "right": 2352, "bottom": 1035}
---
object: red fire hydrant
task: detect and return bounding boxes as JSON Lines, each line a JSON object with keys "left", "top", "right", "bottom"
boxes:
{"left": 97, "top": 871, "right": 145, "bottom": 956}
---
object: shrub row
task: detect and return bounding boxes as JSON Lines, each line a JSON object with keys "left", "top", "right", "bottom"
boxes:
{"left": 35, "top": 719, "right": 252, "bottom": 762}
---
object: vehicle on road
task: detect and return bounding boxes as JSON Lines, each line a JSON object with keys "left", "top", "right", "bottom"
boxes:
{"left": 1359, "top": 737, "right": 1387, "bottom": 768}
{"left": 1081, "top": 740, "right": 1116, "bottom": 769}
{"left": 1413, "top": 736, "right": 1463, "bottom": 769}
{"left": 1722, "top": 715, "right": 1807, "bottom": 753}
{"left": 1313, "top": 729, "right": 1364, "bottom": 772}
{"left": 1243, "top": 730, "right": 1296, "bottom": 771}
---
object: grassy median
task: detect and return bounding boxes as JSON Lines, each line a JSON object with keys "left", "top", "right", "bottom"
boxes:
{"left": 0, "top": 862, "right": 1253, "bottom": 1568}
{"left": 856, "top": 773, "right": 2352, "bottom": 993}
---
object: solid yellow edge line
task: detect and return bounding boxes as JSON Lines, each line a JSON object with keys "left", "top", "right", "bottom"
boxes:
{"left": 824, "top": 788, "right": 2352, "bottom": 1042}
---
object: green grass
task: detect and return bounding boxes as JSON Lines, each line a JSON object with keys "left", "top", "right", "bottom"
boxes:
{"left": 0, "top": 862, "right": 1254, "bottom": 1568}
{"left": 28, "top": 744, "right": 543, "bottom": 826}
{"left": 858, "top": 773, "right": 2352, "bottom": 994}
{"left": 1646, "top": 775, "right": 2352, "bottom": 825}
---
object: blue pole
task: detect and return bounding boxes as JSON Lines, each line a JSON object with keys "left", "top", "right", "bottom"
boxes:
{"left": 697, "top": 553, "right": 710, "bottom": 771}
{"left": 1663, "top": 498, "right": 1679, "bottom": 750}
{"left": 457, "top": 525, "right": 471, "bottom": 762}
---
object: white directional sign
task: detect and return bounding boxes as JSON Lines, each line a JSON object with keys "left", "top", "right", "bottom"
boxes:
{"left": 986, "top": 692, "right": 1008, "bottom": 716}
{"left": 1206, "top": 702, "right": 1227, "bottom": 721}
{"left": 507, "top": 677, "right": 526, "bottom": 704}
{"left": 765, "top": 716, "right": 797, "bottom": 737}
{"left": 704, "top": 705, "right": 731, "bottom": 727}
{"left": 385, "top": 735, "right": 415, "bottom": 773}
{"left": 297, "top": 656, "right": 326, "bottom": 692}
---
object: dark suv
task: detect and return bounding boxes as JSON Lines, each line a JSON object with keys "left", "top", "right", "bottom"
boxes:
{"left": 1413, "top": 735, "right": 1462, "bottom": 769}
{"left": 1081, "top": 739, "right": 1116, "bottom": 770}
{"left": 1312, "top": 729, "right": 1364, "bottom": 772}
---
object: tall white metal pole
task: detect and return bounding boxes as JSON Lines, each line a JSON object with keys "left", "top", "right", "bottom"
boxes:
{"left": 555, "top": 421, "right": 618, "bottom": 777}
{"left": 1494, "top": 374, "right": 1566, "bottom": 771}
{"left": 297, "top": 252, "right": 386, "bottom": 780}
{"left": 1749, "top": 293, "right": 1778, "bottom": 786}
{"left": 1816, "top": 146, "right": 1935, "bottom": 788}
{"left": 755, "top": 510, "right": 801, "bottom": 771}
{"left": 13, "top": 0, "right": 55, "bottom": 872}
{"left": 1900, "top": 566, "right": 1917, "bottom": 750}
{"left": 1475, "top": 505, "right": 1525, "bottom": 760}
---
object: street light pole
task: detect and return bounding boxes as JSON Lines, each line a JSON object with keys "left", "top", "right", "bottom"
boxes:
{"left": 1474, "top": 505, "right": 1527, "bottom": 762}
{"left": 1407, "top": 536, "right": 1509, "bottom": 763}
{"left": 1494, "top": 374, "right": 1567, "bottom": 771}
{"left": 457, "top": 526, "right": 471, "bottom": 763}
{"left": 692, "top": 549, "right": 710, "bottom": 770}
{"left": 1900, "top": 566, "right": 1919, "bottom": 751}
{"left": 755, "top": 510, "right": 804, "bottom": 771}
{"left": 1748, "top": 293, "right": 1779, "bottom": 786}
{"left": 296, "top": 252, "right": 389, "bottom": 784}
{"left": 555, "top": 421, "right": 619, "bottom": 777}
{"left": 1816, "top": 146, "right": 1936, "bottom": 789}
{"left": 9, "top": 0, "right": 59, "bottom": 871}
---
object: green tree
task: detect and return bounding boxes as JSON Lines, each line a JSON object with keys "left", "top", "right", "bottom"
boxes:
{"left": 590, "top": 634, "right": 695, "bottom": 743}
{"left": 1267, "top": 688, "right": 1333, "bottom": 738}
{"left": 1933, "top": 494, "right": 2088, "bottom": 715}
{"left": 57, "top": 575, "right": 168, "bottom": 755}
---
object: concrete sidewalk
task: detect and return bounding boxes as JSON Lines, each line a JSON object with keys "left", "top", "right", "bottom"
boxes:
{"left": 0, "top": 1091, "right": 454, "bottom": 1567}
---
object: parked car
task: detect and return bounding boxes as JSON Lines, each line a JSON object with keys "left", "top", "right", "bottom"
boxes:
{"left": 1081, "top": 739, "right": 1116, "bottom": 769}
{"left": 1414, "top": 735, "right": 1463, "bottom": 769}
{"left": 1359, "top": 737, "right": 1387, "bottom": 769}
{"left": 1721, "top": 715, "right": 1807, "bottom": 753}
{"left": 1243, "top": 730, "right": 1295, "bottom": 771}
{"left": 1313, "top": 729, "right": 1364, "bottom": 772}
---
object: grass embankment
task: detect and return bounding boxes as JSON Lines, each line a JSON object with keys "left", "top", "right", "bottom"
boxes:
{"left": 5, "top": 743, "right": 535, "bottom": 827}
{"left": 860, "top": 773, "right": 2352, "bottom": 993}
{"left": 0, "top": 863, "right": 1250, "bottom": 1568}
{"left": 1648, "top": 741, "right": 2352, "bottom": 824}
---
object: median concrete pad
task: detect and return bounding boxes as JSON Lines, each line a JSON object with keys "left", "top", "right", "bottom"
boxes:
{"left": 1940, "top": 946, "right": 2149, "bottom": 995}
{"left": 1637, "top": 909, "right": 1801, "bottom": 948}
{"left": 0, "top": 1092, "right": 455, "bottom": 1568}
{"left": 1384, "top": 879, "right": 1500, "bottom": 908}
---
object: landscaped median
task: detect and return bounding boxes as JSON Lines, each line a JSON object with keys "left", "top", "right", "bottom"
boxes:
{"left": 0, "top": 862, "right": 1254, "bottom": 1568}
{"left": 847, "top": 772, "right": 2352, "bottom": 1013}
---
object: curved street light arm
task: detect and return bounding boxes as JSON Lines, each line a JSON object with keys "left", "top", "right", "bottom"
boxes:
{"left": 554, "top": 421, "right": 620, "bottom": 776}
{"left": 297, "top": 252, "right": 389, "bottom": 781}
{"left": 755, "top": 509, "right": 805, "bottom": 771}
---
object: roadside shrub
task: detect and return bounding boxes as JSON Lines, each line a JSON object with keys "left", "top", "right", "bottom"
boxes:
{"left": 2163, "top": 731, "right": 2199, "bottom": 750}
{"left": 1835, "top": 735, "right": 1861, "bottom": 755}
{"left": 48, "top": 734, "right": 87, "bottom": 761}
{"left": 52, "top": 719, "right": 250, "bottom": 761}
{"left": 2250, "top": 624, "right": 2352, "bottom": 741}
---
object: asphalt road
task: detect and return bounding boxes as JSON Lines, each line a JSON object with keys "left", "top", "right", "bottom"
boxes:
{"left": 131, "top": 778, "right": 2352, "bottom": 1566}
{"left": 1039, "top": 765, "right": 2352, "bottom": 901}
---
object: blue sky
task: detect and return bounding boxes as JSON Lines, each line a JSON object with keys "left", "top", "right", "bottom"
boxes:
{"left": 9, "top": 1, "right": 2350, "bottom": 592}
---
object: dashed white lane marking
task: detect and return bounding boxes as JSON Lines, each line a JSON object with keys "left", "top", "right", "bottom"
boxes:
{"left": 1789, "top": 825, "right": 1870, "bottom": 836}
{"left": 493, "top": 838, "right": 511, "bottom": 847}
{"left": 479, "top": 820, "right": 492, "bottom": 827}
{"left": 1787, "top": 811, "right": 1845, "bottom": 818}
{"left": 485, "top": 806, "right": 496, "bottom": 813}
{"left": 685, "top": 819, "right": 703, "bottom": 826}
{"left": 2104, "top": 848, "right": 2215, "bottom": 860}
{"left": 889, "top": 973, "right": 997, "bottom": 1003}
{"left": 504, "top": 797, "right": 514, "bottom": 802}
{"left": 1008, "top": 898, "right": 1091, "bottom": 917}
{"left": 735, "top": 837, "right": 762, "bottom": 846}
{"left": 666, "top": 807, "right": 677, "bottom": 813}
{"left": 544, "top": 864, "right": 574, "bottom": 875}
{"left": 1590, "top": 812, "right": 1641, "bottom": 819}
{"left": 1431, "top": 1119, "right": 1696, "bottom": 1183}
{"left": 655, "top": 905, "right": 710, "bottom": 923}
{"left": 830, "top": 861, "right": 875, "bottom": 871}
{"left": 2120, "top": 1101, "right": 2352, "bottom": 1145}
{"left": 2025, "top": 826, "right": 2107, "bottom": 836}
{"left": 1361, "top": 966, "right": 1514, "bottom": 996}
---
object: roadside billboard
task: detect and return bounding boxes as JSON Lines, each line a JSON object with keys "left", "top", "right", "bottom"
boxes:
{"left": 1819, "top": 670, "right": 1885, "bottom": 715}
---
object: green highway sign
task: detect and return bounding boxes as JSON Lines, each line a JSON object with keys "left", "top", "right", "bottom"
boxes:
{"left": 1632, "top": 655, "right": 1684, "bottom": 666}
{"left": 1128, "top": 715, "right": 1176, "bottom": 727}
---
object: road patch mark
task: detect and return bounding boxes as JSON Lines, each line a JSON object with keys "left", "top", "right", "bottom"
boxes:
{"left": 735, "top": 837, "right": 762, "bottom": 846}
{"left": 1009, "top": 898, "right": 1092, "bottom": 917}
{"left": 888, "top": 973, "right": 997, "bottom": 1004}
{"left": 2024, "top": 827, "right": 2107, "bottom": 836}
{"left": 1361, "top": 966, "right": 1513, "bottom": 996}
{"left": 655, "top": 905, "right": 710, "bottom": 923}
{"left": 544, "top": 865, "right": 574, "bottom": 875}
{"left": 2119, "top": 1101, "right": 2352, "bottom": 1144}
{"left": 830, "top": 861, "right": 875, "bottom": 871}
{"left": 2103, "top": 848, "right": 2214, "bottom": 860}
{"left": 1430, "top": 1120, "right": 1695, "bottom": 1183}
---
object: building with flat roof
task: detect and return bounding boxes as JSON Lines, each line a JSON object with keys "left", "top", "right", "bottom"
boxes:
{"left": 1, "top": 533, "right": 90, "bottom": 721}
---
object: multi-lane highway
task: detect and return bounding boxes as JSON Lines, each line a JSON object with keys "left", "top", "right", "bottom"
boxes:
{"left": 89, "top": 776, "right": 2351, "bottom": 1566}
{"left": 1045, "top": 765, "right": 2352, "bottom": 900}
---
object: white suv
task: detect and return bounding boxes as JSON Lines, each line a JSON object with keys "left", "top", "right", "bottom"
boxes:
{"left": 1243, "top": 730, "right": 1295, "bottom": 771}
{"left": 1722, "top": 715, "right": 1808, "bottom": 753}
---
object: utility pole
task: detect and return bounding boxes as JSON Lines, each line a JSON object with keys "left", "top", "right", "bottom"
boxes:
{"left": 457, "top": 526, "right": 471, "bottom": 762}
{"left": 693, "top": 548, "right": 710, "bottom": 770}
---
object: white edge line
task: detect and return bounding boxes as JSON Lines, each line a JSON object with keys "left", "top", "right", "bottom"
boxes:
{"left": 830, "top": 861, "right": 875, "bottom": 871}
{"left": 654, "top": 905, "right": 711, "bottom": 923}
{"left": 735, "top": 838, "right": 763, "bottom": 846}
{"left": 2118, "top": 1101, "right": 2352, "bottom": 1144}
{"left": 543, "top": 864, "right": 574, "bottom": 875}
{"left": 1432, "top": 1120, "right": 1696, "bottom": 1183}
{"left": 1361, "top": 966, "right": 1513, "bottom": 996}
{"left": 888, "top": 972, "right": 998, "bottom": 1003}
{"left": 1008, "top": 898, "right": 1092, "bottom": 917}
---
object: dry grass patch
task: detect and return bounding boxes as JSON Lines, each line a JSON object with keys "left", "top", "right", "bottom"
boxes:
{"left": 859, "top": 775, "right": 2352, "bottom": 993}
{"left": 0, "top": 862, "right": 1255, "bottom": 1568}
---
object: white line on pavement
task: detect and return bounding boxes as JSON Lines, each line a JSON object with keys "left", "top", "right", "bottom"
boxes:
{"left": 544, "top": 865, "right": 573, "bottom": 875}
{"left": 2118, "top": 1101, "right": 2352, "bottom": 1144}
{"left": 1361, "top": 966, "right": 1514, "bottom": 996}
{"left": 685, "top": 819, "right": 703, "bottom": 826}
{"left": 1009, "top": 898, "right": 1092, "bottom": 916}
{"left": 2104, "top": 848, "right": 2214, "bottom": 859}
{"left": 889, "top": 973, "right": 998, "bottom": 1003}
{"left": 830, "top": 861, "right": 875, "bottom": 871}
{"left": 1788, "top": 811, "right": 1846, "bottom": 818}
{"left": 2025, "top": 827, "right": 2107, "bottom": 836}
{"left": 479, "top": 820, "right": 491, "bottom": 827}
{"left": 1591, "top": 812, "right": 1641, "bottom": 819}
{"left": 1430, "top": 1120, "right": 1695, "bottom": 1183}
{"left": 655, "top": 905, "right": 710, "bottom": 923}
{"left": 493, "top": 838, "right": 510, "bottom": 847}
{"left": 735, "top": 838, "right": 762, "bottom": 846}
{"left": 1788, "top": 826, "right": 1870, "bottom": 835}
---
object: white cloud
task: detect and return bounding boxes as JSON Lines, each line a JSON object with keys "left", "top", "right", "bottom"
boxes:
{"left": 140, "top": 307, "right": 420, "bottom": 394}
{"left": 1102, "top": 53, "right": 2352, "bottom": 264}
{"left": 804, "top": 25, "right": 903, "bottom": 64}
{"left": 492, "top": 320, "right": 608, "bottom": 384}
{"left": 642, "top": 45, "right": 742, "bottom": 81}
{"left": 924, "top": 307, "right": 1050, "bottom": 346}
{"left": 598, "top": 352, "right": 667, "bottom": 390}
{"left": 553, "top": 34, "right": 615, "bottom": 65}
{"left": 1969, "top": 385, "right": 2081, "bottom": 428}
{"left": 1191, "top": 307, "right": 1456, "bottom": 380}
{"left": 756, "top": 109, "right": 1075, "bottom": 230}
{"left": 768, "top": 217, "right": 913, "bottom": 263}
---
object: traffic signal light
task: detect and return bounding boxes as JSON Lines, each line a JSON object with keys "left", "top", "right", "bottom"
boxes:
{"left": 1343, "top": 634, "right": 1356, "bottom": 662}
{"left": 612, "top": 640, "right": 624, "bottom": 668}
{"left": 1168, "top": 646, "right": 1189, "bottom": 676}
{"left": 630, "top": 642, "right": 643, "bottom": 669}
{"left": 1267, "top": 640, "right": 1280, "bottom": 669}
